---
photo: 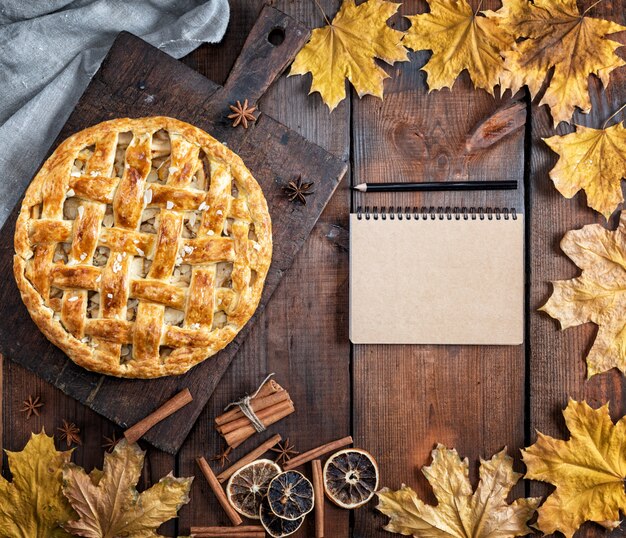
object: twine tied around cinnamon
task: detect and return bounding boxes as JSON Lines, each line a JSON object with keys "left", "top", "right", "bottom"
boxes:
{"left": 224, "top": 373, "right": 275, "bottom": 433}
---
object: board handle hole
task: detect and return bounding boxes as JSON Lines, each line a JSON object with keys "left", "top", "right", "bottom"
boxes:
{"left": 268, "top": 27, "right": 285, "bottom": 46}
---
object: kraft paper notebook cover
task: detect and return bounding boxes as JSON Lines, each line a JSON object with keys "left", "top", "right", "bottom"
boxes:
{"left": 349, "top": 207, "right": 524, "bottom": 345}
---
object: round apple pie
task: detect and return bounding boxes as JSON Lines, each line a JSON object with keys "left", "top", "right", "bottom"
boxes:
{"left": 14, "top": 117, "right": 272, "bottom": 378}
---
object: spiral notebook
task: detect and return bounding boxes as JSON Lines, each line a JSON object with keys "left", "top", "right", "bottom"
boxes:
{"left": 349, "top": 207, "right": 524, "bottom": 345}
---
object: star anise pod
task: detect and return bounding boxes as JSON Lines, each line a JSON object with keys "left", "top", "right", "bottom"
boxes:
{"left": 102, "top": 432, "right": 120, "bottom": 453}
{"left": 283, "top": 176, "right": 315, "bottom": 205}
{"left": 20, "top": 395, "right": 43, "bottom": 419}
{"left": 271, "top": 438, "right": 299, "bottom": 466}
{"left": 58, "top": 420, "right": 82, "bottom": 447}
{"left": 210, "top": 446, "right": 232, "bottom": 469}
{"left": 227, "top": 99, "right": 258, "bottom": 129}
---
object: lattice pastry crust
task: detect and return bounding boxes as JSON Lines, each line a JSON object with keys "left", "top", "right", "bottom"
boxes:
{"left": 14, "top": 117, "right": 272, "bottom": 378}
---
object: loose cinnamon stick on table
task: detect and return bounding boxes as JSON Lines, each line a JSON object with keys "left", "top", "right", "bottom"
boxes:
{"left": 196, "top": 456, "right": 243, "bottom": 526}
{"left": 217, "top": 433, "right": 282, "bottom": 483}
{"left": 223, "top": 399, "right": 295, "bottom": 449}
{"left": 191, "top": 530, "right": 266, "bottom": 538}
{"left": 124, "top": 388, "right": 193, "bottom": 444}
{"left": 191, "top": 527, "right": 266, "bottom": 538}
{"left": 190, "top": 526, "right": 264, "bottom": 537}
{"left": 312, "top": 459, "right": 325, "bottom": 538}
{"left": 191, "top": 525, "right": 264, "bottom": 534}
{"left": 284, "top": 436, "right": 353, "bottom": 471}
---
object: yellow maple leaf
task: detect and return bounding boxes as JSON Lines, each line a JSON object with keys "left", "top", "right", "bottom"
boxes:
{"left": 523, "top": 400, "right": 626, "bottom": 537}
{"left": 377, "top": 445, "right": 539, "bottom": 537}
{"left": 0, "top": 431, "right": 75, "bottom": 538}
{"left": 289, "top": 0, "right": 408, "bottom": 111}
{"left": 541, "top": 211, "right": 626, "bottom": 377}
{"left": 403, "top": 0, "right": 514, "bottom": 95}
{"left": 544, "top": 123, "right": 626, "bottom": 219}
{"left": 494, "top": 0, "right": 626, "bottom": 126}
{"left": 62, "top": 440, "right": 192, "bottom": 538}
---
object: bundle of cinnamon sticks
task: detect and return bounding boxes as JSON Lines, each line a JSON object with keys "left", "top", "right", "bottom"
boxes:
{"left": 215, "top": 379, "right": 294, "bottom": 448}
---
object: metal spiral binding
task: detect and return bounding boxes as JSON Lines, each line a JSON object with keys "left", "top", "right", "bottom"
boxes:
{"left": 356, "top": 206, "right": 517, "bottom": 221}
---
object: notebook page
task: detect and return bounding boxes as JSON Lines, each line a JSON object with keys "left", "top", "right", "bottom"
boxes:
{"left": 349, "top": 213, "right": 524, "bottom": 345}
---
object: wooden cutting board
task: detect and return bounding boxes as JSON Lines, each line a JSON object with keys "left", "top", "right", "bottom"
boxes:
{"left": 0, "top": 6, "right": 346, "bottom": 454}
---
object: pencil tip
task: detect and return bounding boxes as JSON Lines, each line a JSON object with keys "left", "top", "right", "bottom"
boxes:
{"left": 352, "top": 183, "right": 366, "bottom": 192}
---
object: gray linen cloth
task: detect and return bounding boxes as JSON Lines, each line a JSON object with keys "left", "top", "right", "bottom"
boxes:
{"left": 0, "top": 0, "right": 230, "bottom": 227}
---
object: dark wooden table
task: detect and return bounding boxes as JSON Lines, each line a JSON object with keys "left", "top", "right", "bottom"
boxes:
{"left": 2, "top": 1, "right": 625, "bottom": 536}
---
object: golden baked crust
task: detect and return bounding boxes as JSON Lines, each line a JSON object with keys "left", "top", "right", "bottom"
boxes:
{"left": 14, "top": 117, "right": 272, "bottom": 378}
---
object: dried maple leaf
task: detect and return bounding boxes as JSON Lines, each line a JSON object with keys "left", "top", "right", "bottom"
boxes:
{"left": 540, "top": 212, "right": 626, "bottom": 377}
{"left": 544, "top": 122, "right": 626, "bottom": 219}
{"left": 0, "top": 431, "right": 74, "bottom": 537}
{"left": 494, "top": 0, "right": 626, "bottom": 126}
{"left": 522, "top": 399, "right": 626, "bottom": 537}
{"left": 290, "top": 0, "right": 408, "bottom": 111}
{"left": 62, "top": 439, "right": 192, "bottom": 538}
{"left": 377, "top": 444, "right": 539, "bottom": 537}
{"left": 404, "top": 0, "right": 514, "bottom": 95}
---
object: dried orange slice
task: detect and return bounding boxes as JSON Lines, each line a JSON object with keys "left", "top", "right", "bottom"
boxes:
{"left": 260, "top": 497, "right": 304, "bottom": 537}
{"left": 323, "top": 448, "right": 379, "bottom": 508}
{"left": 226, "top": 459, "right": 281, "bottom": 519}
{"left": 267, "top": 470, "right": 314, "bottom": 521}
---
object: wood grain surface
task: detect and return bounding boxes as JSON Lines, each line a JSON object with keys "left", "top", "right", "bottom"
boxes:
{"left": 0, "top": 7, "right": 346, "bottom": 455}
{"left": 2, "top": 0, "right": 626, "bottom": 537}
{"left": 351, "top": 1, "right": 527, "bottom": 533}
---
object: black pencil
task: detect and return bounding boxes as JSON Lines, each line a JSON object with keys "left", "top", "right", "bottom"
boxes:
{"left": 352, "top": 180, "right": 517, "bottom": 192}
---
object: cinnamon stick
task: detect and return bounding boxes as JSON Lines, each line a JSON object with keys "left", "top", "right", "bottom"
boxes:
{"left": 255, "top": 378, "right": 282, "bottom": 399}
{"left": 215, "top": 381, "right": 285, "bottom": 426}
{"left": 217, "top": 434, "right": 282, "bottom": 483}
{"left": 312, "top": 459, "right": 325, "bottom": 538}
{"left": 191, "top": 527, "right": 265, "bottom": 538}
{"left": 223, "top": 400, "right": 295, "bottom": 449}
{"left": 124, "top": 388, "right": 193, "bottom": 444}
{"left": 196, "top": 456, "right": 243, "bottom": 526}
{"left": 215, "top": 391, "right": 290, "bottom": 429}
{"left": 191, "top": 525, "right": 264, "bottom": 534}
{"left": 217, "top": 397, "right": 293, "bottom": 435}
{"left": 284, "top": 436, "right": 353, "bottom": 471}
{"left": 191, "top": 526, "right": 264, "bottom": 537}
